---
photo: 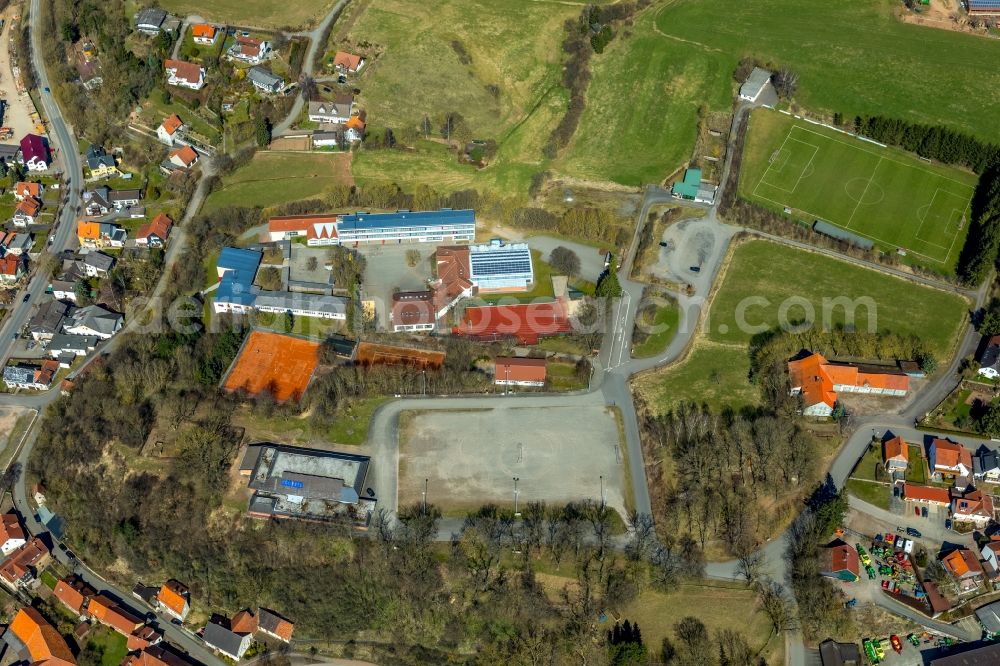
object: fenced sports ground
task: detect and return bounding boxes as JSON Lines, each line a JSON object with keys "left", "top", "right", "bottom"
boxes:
{"left": 742, "top": 110, "right": 977, "bottom": 272}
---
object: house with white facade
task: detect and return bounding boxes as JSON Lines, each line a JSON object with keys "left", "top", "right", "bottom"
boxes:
{"left": 164, "top": 60, "right": 205, "bottom": 90}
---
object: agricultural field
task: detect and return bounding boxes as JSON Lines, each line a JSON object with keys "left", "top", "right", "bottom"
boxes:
{"left": 340, "top": 0, "right": 576, "bottom": 198}
{"left": 655, "top": 0, "right": 1000, "bottom": 142}
{"left": 707, "top": 240, "right": 969, "bottom": 357}
{"left": 203, "top": 152, "right": 353, "bottom": 213}
{"left": 740, "top": 109, "right": 977, "bottom": 272}
{"left": 160, "top": 0, "right": 335, "bottom": 29}
{"left": 557, "top": 11, "right": 732, "bottom": 186}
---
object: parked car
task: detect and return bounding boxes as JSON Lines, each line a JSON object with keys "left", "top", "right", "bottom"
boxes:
{"left": 906, "top": 527, "right": 922, "bottom": 538}
{"left": 921, "top": 506, "right": 928, "bottom": 518}
{"left": 945, "top": 519, "right": 952, "bottom": 530}
{"left": 21, "top": 293, "right": 29, "bottom": 303}
{"left": 914, "top": 507, "right": 920, "bottom": 516}
{"left": 659, "top": 241, "right": 668, "bottom": 247}
{"left": 690, "top": 266, "right": 701, "bottom": 273}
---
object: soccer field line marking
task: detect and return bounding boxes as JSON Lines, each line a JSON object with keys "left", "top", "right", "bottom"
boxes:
{"left": 754, "top": 131, "right": 795, "bottom": 199}
{"left": 756, "top": 135, "right": 819, "bottom": 195}
{"left": 788, "top": 124, "right": 978, "bottom": 193}
{"left": 751, "top": 191, "right": 950, "bottom": 265}
{"left": 914, "top": 187, "right": 962, "bottom": 247}
{"left": 845, "top": 157, "right": 884, "bottom": 230}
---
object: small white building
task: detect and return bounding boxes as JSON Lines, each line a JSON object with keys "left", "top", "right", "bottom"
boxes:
{"left": 739, "top": 67, "right": 772, "bottom": 103}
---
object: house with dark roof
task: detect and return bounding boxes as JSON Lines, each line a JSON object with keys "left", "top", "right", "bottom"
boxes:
{"left": 739, "top": 67, "right": 772, "bottom": 102}
{"left": 83, "top": 250, "right": 116, "bottom": 277}
{"left": 136, "top": 7, "right": 167, "bottom": 34}
{"left": 202, "top": 620, "right": 252, "bottom": 661}
{"left": 47, "top": 334, "right": 98, "bottom": 359}
{"left": 247, "top": 66, "right": 284, "bottom": 94}
{"left": 979, "top": 335, "right": 1000, "bottom": 379}
{"left": 85, "top": 145, "right": 120, "bottom": 179}
{"left": 19, "top": 134, "right": 50, "bottom": 171}
{"left": 30, "top": 300, "right": 70, "bottom": 341}
{"left": 818, "top": 639, "right": 861, "bottom": 666}
{"left": 308, "top": 95, "right": 354, "bottom": 124}
{"left": 63, "top": 305, "right": 123, "bottom": 339}
{"left": 974, "top": 446, "right": 1000, "bottom": 482}
{"left": 257, "top": 609, "right": 294, "bottom": 643}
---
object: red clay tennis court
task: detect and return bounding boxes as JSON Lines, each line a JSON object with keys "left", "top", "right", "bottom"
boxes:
{"left": 224, "top": 331, "right": 320, "bottom": 402}
{"left": 355, "top": 342, "right": 445, "bottom": 369}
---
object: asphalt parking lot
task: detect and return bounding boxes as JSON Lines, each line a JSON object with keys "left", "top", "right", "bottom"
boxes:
{"left": 397, "top": 404, "right": 627, "bottom": 516}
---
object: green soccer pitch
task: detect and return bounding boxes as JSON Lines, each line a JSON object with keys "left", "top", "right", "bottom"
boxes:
{"left": 741, "top": 110, "right": 977, "bottom": 272}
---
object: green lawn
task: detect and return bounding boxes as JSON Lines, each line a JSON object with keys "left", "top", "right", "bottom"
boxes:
{"left": 85, "top": 628, "right": 129, "bottom": 666}
{"left": 845, "top": 478, "right": 890, "bottom": 511}
{"left": 161, "top": 0, "right": 335, "bottom": 28}
{"left": 479, "top": 250, "right": 554, "bottom": 303}
{"left": 634, "top": 341, "right": 758, "bottom": 414}
{"left": 850, "top": 446, "right": 886, "bottom": 483}
{"left": 655, "top": 0, "right": 1000, "bottom": 143}
{"left": 632, "top": 299, "right": 680, "bottom": 359}
{"left": 39, "top": 569, "right": 57, "bottom": 590}
{"left": 547, "top": 360, "right": 586, "bottom": 392}
{"left": 558, "top": 11, "right": 733, "bottom": 186}
{"left": 204, "top": 152, "right": 353, "bottom": 213}
{"left": 905, "top": 447, "right": 927, "bottom": 484}
{"left": 707, "top": 240, "right": 969, "bottom": 357}
{"left": 326, "top": 397, "right": 390, "bottom": 445}
{"left": 142, "top": 90, "right": 221, "bottom": 143}
{"left": 739, "top": 109, "right": 977, "bottom": 273}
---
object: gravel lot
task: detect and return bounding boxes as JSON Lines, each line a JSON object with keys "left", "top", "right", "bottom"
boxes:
{"left": 398, "top": 404, "right": 627, "bottom": 515}
{"left": 358, "top": 245, "right": 434, "bottom": 329}
{"left": 524, "top": 235, "right": 608, "bottom": 283}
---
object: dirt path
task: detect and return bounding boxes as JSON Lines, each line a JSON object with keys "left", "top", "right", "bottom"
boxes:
{"left": 0, "top": 7, "right": 37, "bottom": 141}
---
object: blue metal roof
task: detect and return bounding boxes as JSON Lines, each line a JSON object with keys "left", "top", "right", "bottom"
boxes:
{"left": 337, "top": 208, "right": 475, "bottom": 231}
{"left": 218, "top": 247, "right": 262, "bottom": 277}
{"left": 969, "top": 0, "right": 1000, "bottom": 8}
{"left": 215, "top": 272, "right": 258, "bottom": 306}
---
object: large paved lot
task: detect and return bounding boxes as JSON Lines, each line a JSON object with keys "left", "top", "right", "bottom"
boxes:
{"left": 358, "top": 245, "right": 434, "bottom": 329}
{"left": 398, "top": 405, "right": 627, "bottom": 515}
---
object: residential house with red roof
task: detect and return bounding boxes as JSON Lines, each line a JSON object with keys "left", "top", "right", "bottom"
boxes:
{"left": 167, "top": 145, "right": 199, "bottom": 170}
{"left": 902, "top": 483, "right": 951, "bottom": 507}
{"left": 4, "top": 607, "right": 76, "bottom": 666}
{"left": 126, "top": 626, "right": 163, "bottom": 652}
{"left": 164, "top": 60, "right": 205, "bottom": 90}
{"left": 19, "top": 134, "right": 50, "bottom": 171}
{"left": 952, "top": 489, "right": 995, "bottom": 528}
{"left": 53, "top": 575, "right": 96, "bottom": 616}
{"left": 819, "top": 541, "right": 859, "bottom": 582}
{"left": 156, "top": 580, "right": 190, "bottom": 621}
{"left": 495, "top": 357, "right": 547, "bottom": 387}
{"left": 13, "top": 195, "right": 42, "bottom": 226}
{"left": 333, "top": 51, "right": 365, "bottom": 73}
{"left": 883, "top": 435, "right": 909, "bottom": 473}
{"left": 86, "top": 594, "right": 144, "bottom": 635}
{"left": 929, "top": 438, "right": 973, "bottom": 482}
{"left": 0, "top": 536, "right": 50, "bottom": 589}
{"left": 156, "top": 114, "right": 186, "bottom": 145}
{"left": 788, "top": 352, "right": 909, "bottom": 417}
{"left": 0, "top": 253, "right": 26, "bottom": 284}
{"left": 0, "top": 512, "right": 26, "bottom": 555}
{"left": 136, "top": 214, "right": 173, "bottom": 248}
{"left": 229, "top": 36, "right": 270, "bottom": 64}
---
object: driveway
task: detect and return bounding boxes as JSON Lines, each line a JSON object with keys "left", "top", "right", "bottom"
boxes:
{"left": 522, "top": 235, "right": 608, "bottom": 283}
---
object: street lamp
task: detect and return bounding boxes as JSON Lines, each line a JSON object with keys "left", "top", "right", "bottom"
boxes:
{"left": 423, "top": 478, "right": 428, "bottom": 516}
{"left": 599, "top": 475, "right": 605, "bottom": 509}
{"left": 513, "top": 477, "right": 520, "bottom": 517}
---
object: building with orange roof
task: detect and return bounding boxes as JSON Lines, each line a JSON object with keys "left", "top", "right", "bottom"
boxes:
{"left": 930, "top": 438, "right": 973, "bottom": 481}
{"left": 0, "top": 512, "right": 25, "bottom": 555}
{"left": 230, "top": 609, "right": 257, "bottom": 634}
{"left": 333, "top": 51, "right": 365, "bottom": 73}
{"left": 122, "top": 645, "right": 188, "bottom": 666}
{"left": 902, "top": 483, "right": 952, "bottom": 507}
{"left": 391, "top": 291, "right": 436, "bottom": 332}
{"left": 0, "top": 253, "right": 25, "bottom": 284}
{"left": 13, "top": 195, "right": 42, "bottom": 226}
{"left": 0, "top": 536, "right": 49, "bottom": 588}
{"left": 77, "top": 220, "right": 101, "bottom": 247}
{"left": 136, "top": 213, "right": 173, "bottom": 248}
{"left": 13, "top": 181, "right": 43, "bottom": 201}
{"left": 53, "top": 575, "right": 96, "bottom": 616}
{"left": 126, "top": 626, "right": 162, "bottom": 651}
{"left": 4, "top": 607, "right": 76, "bottom": 666}
{"left": 266, "top": 213, "right": 339, "bottom": 245}
{"left": 86, "top": 594, "right": 144, "bottom": 635}
{"left": 787, "top": 352, "right": 909, "bottom": 417}
{"left": 257, "top": 608, "right": 294, "bottom": 642}
{"left": 156, "top": 580, "right": 190, "bottom": 621}
{"left": 191, "top": 24, "right": 219, "bottom": 45}
{"left": 883, "top": 435, "right": 909, "bottom": 472}
{"left": 168, "top": 145, "right": 199, "bottom": 169}
{"left": 941, "top": 548, "right": 984, "bottom": 594}
{"left": 495, "top": 357, "right": 547, "bottom": 387}
{"left": 157, "top": 114, "right": 186, "bottom": 145}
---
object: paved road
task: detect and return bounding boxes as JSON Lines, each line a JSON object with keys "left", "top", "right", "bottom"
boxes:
{"left": 271, "top": 0, "right": 351, "bottom": 137}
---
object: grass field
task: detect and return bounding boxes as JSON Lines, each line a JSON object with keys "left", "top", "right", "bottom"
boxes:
{"left": 707, "top": 240, "right": 969, "bottom": 357}
{"left": 845, "top": 479, "right": 890, "bottom": 511}
{"left": 342, "top": 0, "right": 576, "bottom": 197}
{"left": 740, "top": 109, "right": 977, "bottom": 272}
{"left": 558, "top": 11, "right": 732, "bottom": 186}
{"left": 204, "top": 152, "right": 353, "bottom": 213}
{"left": 634, "top": 341, "right": 758, "bottom": 414}
{"left": 655, "top": 0, "right": 1000, "bottom": 143}
{"left": 160, "top": 0, "right": 335, "bottom": 29}
{"left": 632, "top": 300, "right": 680, "bottom": 359}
